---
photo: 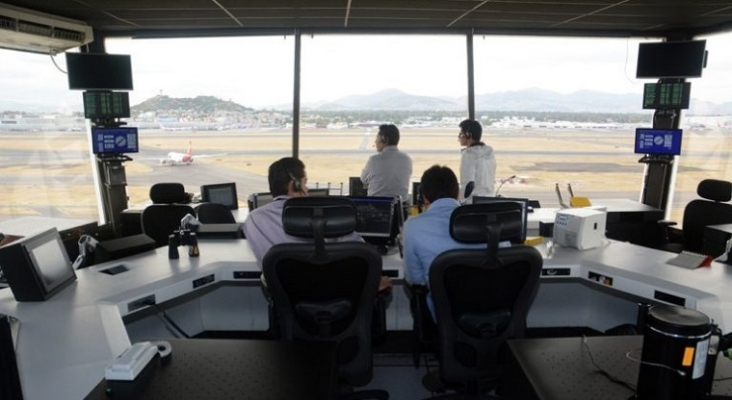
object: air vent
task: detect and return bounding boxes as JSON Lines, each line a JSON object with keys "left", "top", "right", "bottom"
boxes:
{"left": 0, "top": 3, "right": 93, "bottom": 54}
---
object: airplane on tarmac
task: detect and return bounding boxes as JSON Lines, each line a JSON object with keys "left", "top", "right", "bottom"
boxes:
{"left": 160, "top": 141, "right": 225, "bottom": 165}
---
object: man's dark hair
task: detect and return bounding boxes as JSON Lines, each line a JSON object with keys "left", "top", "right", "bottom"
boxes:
{"left": 459, "top": 119, "right": 483, "bottom": 142}
{"left": 268, "top": 157, "right": 305, "bottom": 196}
{"left": 420, "top": 165, "right": 459, "bottom": 203}
{"left": 378, "top": 124, "right": 400, "bottom": 146}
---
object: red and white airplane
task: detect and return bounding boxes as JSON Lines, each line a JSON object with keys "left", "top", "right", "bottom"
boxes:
{"left": 160, "top": 141, "right": 224, "bottom": 165}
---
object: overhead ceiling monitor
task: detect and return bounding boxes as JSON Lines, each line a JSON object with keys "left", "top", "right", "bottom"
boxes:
{"left": 0, "top": 2, "right": 93, "bottom": 54}
{"left": 66, "top": 53, "right": 133, "bottom": 91}
{"left": 636, "top": 40, "right": 707, "bottom": 79}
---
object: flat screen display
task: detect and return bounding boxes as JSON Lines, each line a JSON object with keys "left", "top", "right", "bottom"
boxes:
{"left": 643, "top": 83, "right": 691, "bottom": 110}
{"left": 348, "top": 196, "right": 395, "bottom": 238}
{"left": 23, "top": 229, "right": 75, "bottom": 294}
{"left": 349, "top": 177, "right": 367, "bottom": 197}
{"left": 66, "top": 53, "right": 134, "bottom": 90}
{"left": 83, "top": 91, "right": 130, "bottom": 119}
{"left": 634, "top": 128, "right": 683, "bottom": 156}
{"left": 470, "top": 197, "right": 529, "bottom": 244}
{"left": 636, "top": 40, "right": 706, "bottom": 78}
{"left": 201, "top": 182, "right": 238, "bottom": 210}
{"left": 91, "top": 127, "right": 139, "bottom": 154}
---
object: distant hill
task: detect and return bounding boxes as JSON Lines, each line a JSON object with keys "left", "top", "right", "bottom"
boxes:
{"left": 131, "top": 95, "right": 254, "bottom": 115}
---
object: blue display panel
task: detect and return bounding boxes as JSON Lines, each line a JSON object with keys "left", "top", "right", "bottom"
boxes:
{"left": 634, "top": 128, "right": 683, "bottom": 156}
{"left": 91, "top": 127, "right": 139, "bottom": 154}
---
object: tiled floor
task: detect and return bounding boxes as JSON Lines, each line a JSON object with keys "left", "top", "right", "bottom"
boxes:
{"left": 361, "top": 353, "right": 454, "bottom": 399}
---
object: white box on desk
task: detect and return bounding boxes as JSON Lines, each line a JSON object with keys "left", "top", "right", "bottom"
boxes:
{"left": 554, "top": 208, "right": 607, "bottom": 250}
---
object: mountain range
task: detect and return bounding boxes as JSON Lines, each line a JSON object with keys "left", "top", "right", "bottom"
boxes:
{"left": 3, "top": 88, "right": 731, "bottom": 115}
{"left": 292, "top": 88, "right": 732, "bottom": 115}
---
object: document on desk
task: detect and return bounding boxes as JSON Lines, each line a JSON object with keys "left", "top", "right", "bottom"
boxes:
{"left": 667, "top": 251, "right": 713, "bottom": 269}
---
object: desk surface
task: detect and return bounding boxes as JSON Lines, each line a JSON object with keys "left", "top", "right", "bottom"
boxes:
{"left": 83, "top": 338, "right": 336, "bottom": 400}
{"left": 2, "top": 233, "right": 732, "bottom": 399}
{"left": 505, "top": 336, "right": 732, "bottom": 400}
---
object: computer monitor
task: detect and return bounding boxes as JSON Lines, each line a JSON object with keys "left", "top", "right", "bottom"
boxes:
{"left": 642, "top": 82, "right": 691, "bottom": 110}
{"left": 349, "top": 177, "right": 368, "bottom": 197}
{"left": 0, "top": 228, "right": 77, "bottom": 301}
{"left": 66, "top": 53, "right": 134, "bottom": 91}
{"left": 636, "top": 40, "right": 706, "bottom": 79}
{"left": 0, "top": 314, "right": 23, "bottom": 400}
{"left": 248, "top": 192, "right": 274, "bottom": 211}
{"left": 90, "top": 126, "right": 139, "bottom": 154}
{"left": 412, "top": 182, "right": 422, "bottom": 207}
{"left": 201, "top": 182, "right": 238, "bottom": 210}
{"left": 634, "top": 128, "right": 683, "bottom": 156}
{"left": 308, "top": 188, "right": 330, "bottom": 197}
{"left": 347, "top": 196, "right": 396, "bottom": 239}
{"left": 470, "top": 197, "right": 529, "bottom": 244}
{"left": 83, "top": 91, "right": 130, "bottom": 119}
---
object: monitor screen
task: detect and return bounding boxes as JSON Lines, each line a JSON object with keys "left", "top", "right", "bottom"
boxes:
{"left": 643, "top": 82, "right": 691, "bottom": 110}
{"left": 636, "top": 40, "right": 706, "bottom": 79}
{"left": 349, "top": 177, "right": 367, "bottom": 197}
{"left": 348, "top": 196, "right": 395, "bottom": 238}
{"left": 83, "top": 91, "right": 130, "bottom": 119}
{"left": 308, "top": 188, "right": 330, "bottom": 197}
{"left": 634, "top": 128, "right": 683, "bottom": 156}
{"left": 412, "top": 182, "right": 422, "bottom": 206}
{"left": 470, "top": 197, "right": 529, "bottom": 244}
{"left": 201, "top": 182, "right": 238, "bottom": 210}
{"left": 249, "top": 192, "right": 274, "bottom": 211}
{"left": 91, "top": 127, "right": 139, "bottom": 154}
{"left": 66, "top": 53, "right": 134, "bottom": 91}
{"left": 23, "top": 229, "right": 76, "bottom": 294}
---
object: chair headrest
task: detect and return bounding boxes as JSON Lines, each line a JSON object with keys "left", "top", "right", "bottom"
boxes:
{"left": 283, "top": 197, "right": 357, "bottom": 239}
{"left": 150, "top": 183, "right": 189, "bottom": 204}
{"left": 450, "top": 203, "right": 523, "bottom": 244}
{"left": 698, "top": 179, "right": 732, "bottom": 202}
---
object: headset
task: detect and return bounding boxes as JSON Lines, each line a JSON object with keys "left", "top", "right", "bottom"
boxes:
{"left": 378, "top": 133, "right": 388, "bottom": 145}
{"left": 288, "top": 170, "right": 303, "bottom": 193}
{"left": 462, "top": 128, "right": 472, "bottom": 140}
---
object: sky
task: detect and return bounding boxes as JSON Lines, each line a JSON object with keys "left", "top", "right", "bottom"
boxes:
{"left": 1, "top": 32, "right": 731, "bottom": 113}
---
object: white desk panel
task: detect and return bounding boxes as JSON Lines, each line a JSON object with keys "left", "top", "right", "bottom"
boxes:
{"left": 1, "top": 237, "right": 731, "bottom": 400}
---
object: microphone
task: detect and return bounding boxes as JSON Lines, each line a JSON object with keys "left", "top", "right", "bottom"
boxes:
{"left": 495, "top": 175, "right": 516, "bottom": 197}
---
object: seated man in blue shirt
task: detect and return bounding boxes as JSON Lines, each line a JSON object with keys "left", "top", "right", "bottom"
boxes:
{"left": 403, "top": 165, "right": 483, "bottom": 320}
{"left": 244, "top": 156, "right": 391, "bottom": 290}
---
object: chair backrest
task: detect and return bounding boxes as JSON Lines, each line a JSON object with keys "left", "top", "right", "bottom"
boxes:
{"left": 195, "top": 202, "right": 236, "bottom": 224}
{"left": 682, "top": 179, "right": 732, "bottom": 253}
{"left": 262, "top": 197, "right": 382, "bottom": 387}
{"left": 428, "top": 204, "right": 543, "bottom": 385}
{"left": 141, "top": 183, "right": 196, "bottom": 247}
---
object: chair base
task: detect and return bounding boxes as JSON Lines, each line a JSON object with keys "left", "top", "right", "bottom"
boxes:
{"left": 338, "top": 389, "right": 389, "bottom": 400}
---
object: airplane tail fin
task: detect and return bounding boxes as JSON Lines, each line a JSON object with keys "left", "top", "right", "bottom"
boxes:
{"left": 186, "top": 141, "right": 192, "bottom": 156}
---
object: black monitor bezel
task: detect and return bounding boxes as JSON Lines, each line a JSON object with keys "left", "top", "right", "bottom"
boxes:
{"left": 347, "top": 196, "right": 396, "bottom": 238}
{"left": 22, "top": 228, "right": 77, "bottom": 295}
{"left": 200, "top": 182, "right": 239, "bottom": 210}
{"left": 66, "top": 53, "right": 134, "bottom": 91}
{"left": 636, "top": 40, "right": 707, "bottom": 79}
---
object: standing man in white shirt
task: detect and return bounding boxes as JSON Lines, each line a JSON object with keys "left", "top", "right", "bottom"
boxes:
{"left": 458, "top": 119, "right": 496, "bottom": 203}
{"left": 360, "top": 124, "right": 413, "bottom": 204}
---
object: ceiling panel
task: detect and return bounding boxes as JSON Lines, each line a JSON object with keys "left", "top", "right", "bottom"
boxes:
{"left": 1, "top": 0, "right": 731, "bottom": 37}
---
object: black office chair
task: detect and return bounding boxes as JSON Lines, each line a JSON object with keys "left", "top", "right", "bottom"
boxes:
{"left": 262, "top": 197, "right": 389, "bottom": 400}
{"left": 141, "top": 183, "right": 196, "bottom": 247}
{"left": 658, "top": 179, "right": 732, "bottom": 255}
{"left": 195, "top": 202, "right": 236, "bottom": 224}
{"left": 404, "top": 282, "right": 438, "bottom": 369}
{"left": 425, "top": 204, "right": 543, "bottom": 399}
